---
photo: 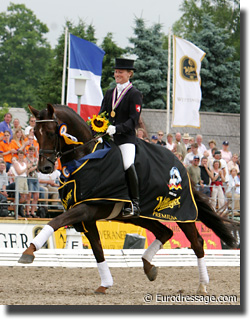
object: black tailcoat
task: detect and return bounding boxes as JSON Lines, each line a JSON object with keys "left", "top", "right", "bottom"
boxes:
{"left": 99, "top": 86, "right": 142, "bottom": 145}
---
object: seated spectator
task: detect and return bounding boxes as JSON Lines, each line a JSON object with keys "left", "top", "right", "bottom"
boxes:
{"left": 182, "top": 133, "right": 191, "bottom": 150}
{"left": 136, "top": 128, "right": 146, "bottom": 140}
{"left": 12, "top": 118, "right": 24, "bottom": 136}
{"left": 227, "top": 154, "right": 240, "bottom": 174}
{"left": 174, "top": 132, "right": 187, "bottom": 159}
{"left": 174, "top": 152, "right": 183, "bottom": 162}
{"left": 199, "top": 156, "right": 213, "bottom": 197}
{"left": 213, "top": 150, "right": 229, "bottom": 183}
{"left": 23, "top": 135, "right": 39, "bottom": 158}
{"left": 7, "top": 150, "right": 28, "bottom": 216}
{"left": 187, "top": 156, "right": 202, "bottom": 188}
{"left": 220, "top": 141, "right": 232, "bottom": 163}
{"left": 24, "top": 116, "right": 36, "bottom": 138}
{"left": 25, "top": 146, "right": 39, "bottom": 217}
{"left": 166, "top": 133, "right": 175, "bottom": 151}
{"left": 157, "top": 131, "right": 166, "bottom": 146}
{"left": 10, "top": 128, "right": 25, "bottom": 159}
{"left": 0, "top": 131, "right": 16, "bottom": 171}
{"left": 207, "top": 139, "right": 217, "bottom": 158}
{"left": 183, "top": 143, "right": 202, "bottom": 167}
{"left": 0, "top": 113, "right": 13, "bottom": 140}
{"left": 210, "top": 160, "right": 225, "bottom": 210}
{"left": 186, "top": 144, "right": 192, "bottom": 153}
{"left": 38, "top": 160, "right": 60, "bottom": 202}
{"left": 196, "top": 134, "right": 207, "bottom": 156}
{"left": 151, "top": 135, "right": 158, "bottom": 144}
{"left": 0, "top": 161, "right": 8, "bottom": 202}
{"left": 225, "top": 169, "right": 240, "bottom": 215}
{"left": 189, "top": 136, "right": 195, "bottom": 145}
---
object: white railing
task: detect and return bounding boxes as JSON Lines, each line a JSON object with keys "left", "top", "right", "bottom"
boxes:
{"left": 1, "top": 186, "right": 240, "bottom": 220}
{"left": 0, "top": 248, "right": 240, "bottom": 268}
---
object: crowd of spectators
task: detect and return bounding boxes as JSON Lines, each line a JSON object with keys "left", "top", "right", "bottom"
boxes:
{"left": 137, "top": 129, "right": 240, "bottom": 216}
{"left": 0, "top": 113, "right": 61, "bottom": 218}
{"left": 0, "top": 112, "right": 240, "bottom": 218}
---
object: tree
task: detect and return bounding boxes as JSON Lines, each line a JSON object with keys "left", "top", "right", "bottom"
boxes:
{"left": 173, "top": 0, "right": 240, "bottom": 61}
{"left": 100, "top": 33, "right": 125, "bottom": 94}
{"left": 128, "top": 18, "right": 168, "bottom": 109}
{"left": 191, "top": 15, "right": 240, "bottom": 112}
{"left": 36, "top": 20, "right": 98, "bottom": 109}
{"left": 0, "top": 3, "right": 51, "bottom": 109}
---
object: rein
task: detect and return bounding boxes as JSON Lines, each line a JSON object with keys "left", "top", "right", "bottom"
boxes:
{"left": 36, "top": 118, "right": 107, "bottom": 164}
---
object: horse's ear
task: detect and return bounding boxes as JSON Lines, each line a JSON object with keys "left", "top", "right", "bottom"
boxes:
{"left": 47, "top": 104, "right": 55, "bottom": 118}
{"left": 28, "top": 105, "right": 39, "bottom": 118}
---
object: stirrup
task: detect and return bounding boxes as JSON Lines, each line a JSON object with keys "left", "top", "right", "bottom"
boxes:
{"left": 122, "top": 203, "right": 140, "bottom": 218}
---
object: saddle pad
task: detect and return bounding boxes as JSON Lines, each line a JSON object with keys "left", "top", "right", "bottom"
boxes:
{"left": 59, "top": 139, "right": 198, "bottom": 222}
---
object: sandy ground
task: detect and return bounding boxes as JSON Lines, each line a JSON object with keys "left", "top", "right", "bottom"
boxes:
{"left": 0, "top": 265, "right": 240, "bottom": 306}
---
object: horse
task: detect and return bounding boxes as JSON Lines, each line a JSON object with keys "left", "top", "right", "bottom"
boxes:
{"left": 18, "top": 104, "right": 236, "bottom": 294}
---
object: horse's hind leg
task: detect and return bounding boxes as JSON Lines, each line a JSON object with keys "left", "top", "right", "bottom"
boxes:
{"left": 177, "top": 222, "right": 209, "bottom": 294}
{"left": 74, "top": 221, "right": 113, "bottom": 294}
{"left": 122, "top": 218, "right": 173, "bottom": 281}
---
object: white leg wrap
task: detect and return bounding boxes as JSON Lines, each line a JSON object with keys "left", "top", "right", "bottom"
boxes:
{"left": 142, "top": 239, "right": 162, "bottom": 262}
{"left": 97, "top": 261, "right": 113, "bottom": 288}
{"left": 31, "top": 225, "right": 54, "bottom": 251}
{"left": 197, "top": 257, "right": 209, "bottom": 284}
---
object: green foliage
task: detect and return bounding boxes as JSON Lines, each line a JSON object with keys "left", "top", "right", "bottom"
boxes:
{"left": 128, "top": 18, "right": 168, "bottom": 109}
{"left": 0, "top": 103, "right": 10, "bottom": 121}
{"left": 0, "top": 3, "right": 51, "bottom": 110}
{"left": 190, "top": 15, "right": 240, "bottom": 113}
{"left": 173, "top": 0, "right": 240, "bottom": 61}
{"left": 100, "top": 33, "right": 125, "bottom": 95}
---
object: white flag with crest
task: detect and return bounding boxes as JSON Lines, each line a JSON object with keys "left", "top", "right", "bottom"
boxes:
{"left": 172, "top": 36, "right": 206, "bottom": 128}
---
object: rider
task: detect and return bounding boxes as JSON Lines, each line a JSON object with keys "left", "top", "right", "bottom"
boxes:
{"left": 99, "top": 58, "right": 143, "bottom": 218}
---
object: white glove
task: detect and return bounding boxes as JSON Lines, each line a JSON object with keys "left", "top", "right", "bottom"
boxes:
{"left": 97, "top": 137, "right": 103, "bottom": 143}
{"left": 106, "top": 125, "right": 116, "bottom": 136}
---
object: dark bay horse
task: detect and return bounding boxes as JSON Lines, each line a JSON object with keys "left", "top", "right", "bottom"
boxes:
{"left": 18, "top": 104, "right": 236, "bottom": 294}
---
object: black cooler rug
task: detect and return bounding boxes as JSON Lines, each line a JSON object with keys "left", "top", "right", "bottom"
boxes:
{"left": 59, "top": 139, "right": 198, "bottom": 222}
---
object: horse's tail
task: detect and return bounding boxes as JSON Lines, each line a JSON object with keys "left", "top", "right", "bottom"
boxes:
{"left": 193, "top": 185, "right": 237, "bottom": 248}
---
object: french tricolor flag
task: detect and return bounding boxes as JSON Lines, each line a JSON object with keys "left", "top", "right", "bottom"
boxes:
{"left": 66, "top": 34, "right": 105, "bottom": 120}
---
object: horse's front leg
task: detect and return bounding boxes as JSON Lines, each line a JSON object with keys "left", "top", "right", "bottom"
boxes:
{"left": 18, "top": 203, "right": 98, "bottom": 264}
{"left": 78, "top": 221, "right": 113, "bottom": 294}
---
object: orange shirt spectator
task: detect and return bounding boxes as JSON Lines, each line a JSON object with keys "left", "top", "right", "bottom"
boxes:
{"left": 0, "top": 131, "right": 15, "bottom": 171}
{"left": 23, "top": 136, "right": 39, "bottom": 157}
{"left": 10, "top": 128, "right": 25, "bottom": 159}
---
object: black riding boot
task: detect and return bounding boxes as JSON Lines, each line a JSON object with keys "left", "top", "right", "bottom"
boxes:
{"left": 123, "top": 164, "right": 140, "bottom": 218}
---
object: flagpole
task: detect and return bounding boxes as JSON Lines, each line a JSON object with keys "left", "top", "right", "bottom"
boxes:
{"left": 166, "top": 28, "right": 171, "bottom": 135}
{"left": 61, "top": 27, "right": 68, "bottom": 105}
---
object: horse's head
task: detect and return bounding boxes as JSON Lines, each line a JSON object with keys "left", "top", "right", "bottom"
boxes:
{"left": 29, "top": 103, "right": 95, "bottom": 174}
{"left": 29, "top": 104, "right": 60, "bottom": 174}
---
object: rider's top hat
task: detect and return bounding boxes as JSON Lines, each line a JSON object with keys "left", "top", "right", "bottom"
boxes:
{"left": 114, "top": 58, "right": 136, "bottom": 70}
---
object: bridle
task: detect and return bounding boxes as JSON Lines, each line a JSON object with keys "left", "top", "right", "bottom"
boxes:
{"left": 36, "top": 117, "right": 107, "bottom": 166}
{"left": 35, "top": 118, "right": 61, "bottom": 166}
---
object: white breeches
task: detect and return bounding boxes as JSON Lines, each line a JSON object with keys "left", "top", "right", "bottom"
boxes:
{"left": 118, "top": 143, "right": 135, "bottom": 171}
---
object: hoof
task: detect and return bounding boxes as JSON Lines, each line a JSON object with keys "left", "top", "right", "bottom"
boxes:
{"left": 94, "top": 286, "right": 108, "bottom": 294}
{"left": 146, "top": 265, "right": 158, "bottom": 281}
{"left": 18, "top": 254, "right": 35, "bottom": 264}
{"left": 197, "top": 283, "right": 207, "bottom": 294}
